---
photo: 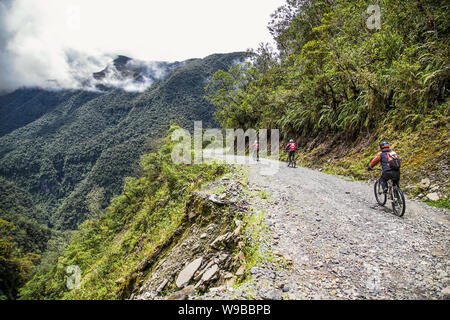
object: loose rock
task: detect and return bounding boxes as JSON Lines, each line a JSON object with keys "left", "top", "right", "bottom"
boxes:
{"left": 176, "top": 257, "right": 203, "bottom": 288}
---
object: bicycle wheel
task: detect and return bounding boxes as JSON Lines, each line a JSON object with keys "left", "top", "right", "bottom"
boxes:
{"left": 391, "top": 186, "right": 406, "bottom": 217}
{"left": 374, "top": 180, "right": 386, "bottom": 206}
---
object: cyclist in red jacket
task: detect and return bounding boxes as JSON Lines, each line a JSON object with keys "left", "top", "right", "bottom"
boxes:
{"left": 285, "top": 139, "right": 297, "bottom": 166}
{"left": 252, "top": 140, "right": 260, "bottom": 162}
{"left": 367, "top": 141, "right": 401, "bottom": 193}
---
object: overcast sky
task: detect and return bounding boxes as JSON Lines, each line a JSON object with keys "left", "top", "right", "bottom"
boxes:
{"left": 0, "top": 0, "right": 286, "bottom": 92}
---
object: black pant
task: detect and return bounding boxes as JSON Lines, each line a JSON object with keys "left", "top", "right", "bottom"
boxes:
{"left": 380, "top": 170, "right": 400, "bottom": 191}
{"left": 288, "top": 151, "right": 295, "bottom": 163}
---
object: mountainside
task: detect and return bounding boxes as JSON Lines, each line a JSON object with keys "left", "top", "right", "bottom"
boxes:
{"left": 18, "top": 128, "right": 246, "bottom": 300}
{"left": 89, "top": 55, "right": 184, "bottom": 92}
{"left": 0, "top": 52, "right": 247, "bottom": 231}
{"left": 0, "top": 177, "right": 53, "bottom": 299}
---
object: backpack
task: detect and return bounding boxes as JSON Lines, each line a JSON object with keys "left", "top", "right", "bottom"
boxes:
{"left": 288, "top": 143, "right": 296, "bottom": 151}
{"left": 385, "top": 151, "right": 401, "bottom": 170}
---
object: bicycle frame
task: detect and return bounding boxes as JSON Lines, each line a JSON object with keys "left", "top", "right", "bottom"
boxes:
{"left": 371, "top": 168, "right": 405, "bottom": 216}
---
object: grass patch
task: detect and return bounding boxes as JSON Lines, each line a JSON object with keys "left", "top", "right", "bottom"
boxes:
{"left": 423, "top": 198, "right": 450, "bottom": 210}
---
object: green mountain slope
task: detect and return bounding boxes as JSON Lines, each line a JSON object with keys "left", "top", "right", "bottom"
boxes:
{"left": 0, "top": 88, "right": 89, "bottom": 137}
{"left": 0, "top": 52, "right": 246, "bottom": 230}
{"left": 0, "top": 177, "right": 53, "bottom": 299}
{"left": 18, "top": 127, "right": 230, "bottom": 300}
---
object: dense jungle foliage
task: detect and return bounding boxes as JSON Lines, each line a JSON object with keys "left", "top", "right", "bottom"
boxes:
{"left": 0, "top": 52, "right": 245, "bottom": 231}
{"left": 1, "top": 0, "right": 448, "bottom": 300}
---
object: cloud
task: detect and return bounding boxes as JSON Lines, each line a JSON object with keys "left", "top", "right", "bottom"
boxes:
{"left": 83, "top": 57, "right": 183, "bottom": 93}
{"left": 0, "top": 0, "right": 115, "bottom": 92}
{"left": 0, "top": 0, "right": 285, "bottom": 93}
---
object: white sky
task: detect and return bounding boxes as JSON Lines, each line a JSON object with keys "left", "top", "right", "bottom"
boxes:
{"left": 0, "top": 0, "right": 286, "bottom": 90}
{"left": 21, "top": 0, "right": 286, "bottom": 61}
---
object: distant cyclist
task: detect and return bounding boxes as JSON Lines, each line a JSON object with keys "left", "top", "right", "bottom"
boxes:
{"left": 285, "top": 139, "right": 297, "bottom": 166}
{"left": 252, "top": 140, "right": 260, "bottom": 162}
{"left": 367, "top": 141, "right": 401, "bottom": 193}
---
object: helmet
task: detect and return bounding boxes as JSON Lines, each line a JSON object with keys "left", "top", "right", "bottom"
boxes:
{"left": 379, "top": 141, "right": 390, "bottom": 149}
{"left": 289, "top": 139, "right": 293, "bottom": 143}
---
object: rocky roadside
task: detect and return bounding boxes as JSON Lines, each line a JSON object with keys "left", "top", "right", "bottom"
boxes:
{"left": 132, "top": 169, "right": 253, "bottom": 300}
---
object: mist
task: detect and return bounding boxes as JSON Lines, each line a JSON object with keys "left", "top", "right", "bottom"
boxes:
{"left": 0, "top": 0, "right": 285, "bottom": 93}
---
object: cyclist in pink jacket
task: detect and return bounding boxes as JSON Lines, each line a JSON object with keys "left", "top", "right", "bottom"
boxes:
{"left": 285, "top": 139, "right": 297, "bottom": 165}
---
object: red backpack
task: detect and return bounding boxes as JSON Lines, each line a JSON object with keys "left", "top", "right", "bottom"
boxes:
{"left": 288, "top": 143, "right": 296, "bottom": 151}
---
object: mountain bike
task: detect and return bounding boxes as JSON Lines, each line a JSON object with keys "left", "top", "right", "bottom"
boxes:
{"left": 285, "top": 150, "right": 296, "bottom": 168}
{"left": 373, "top": 169, "right": 405, "bottom": 217}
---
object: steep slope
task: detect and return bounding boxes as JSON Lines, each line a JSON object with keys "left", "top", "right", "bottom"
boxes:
{"left": 0, "top": 52, "right": 247, "bottom": 230}
{"left": 0, "top": 88, "right": 88, "bottom": 137}
{"left": 18, "top": 127, "right": 241, "bottom": 300}
{"left": 89, "top": 55, "right": 183, "bottom": 91}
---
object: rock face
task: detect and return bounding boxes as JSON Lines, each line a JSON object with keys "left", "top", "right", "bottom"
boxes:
{"left": 132, "top": 172, "right": 248, "bottom": 300}
{"left": 176, "top": 258, "right": 203, "bottom": 288}
{"left": 92, "top": 55, "right": 182, "bottom": 90}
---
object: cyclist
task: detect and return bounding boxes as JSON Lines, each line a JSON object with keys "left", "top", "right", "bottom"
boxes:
{"left": 252, "top": 140, "right": 260, "bottom": 162}
{"left": 367, "top": 141, "right": 401, "bottom": 193}
{"left": 285, "top": 139, "right": 297, "bottom": 166}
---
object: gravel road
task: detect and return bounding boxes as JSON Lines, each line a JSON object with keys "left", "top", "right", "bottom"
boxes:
{"left": 204, "top": 153, "right": 449, "bottom": 300}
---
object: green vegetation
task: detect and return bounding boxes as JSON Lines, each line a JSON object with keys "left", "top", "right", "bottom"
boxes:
{"left": 0, "top": 52, "right": 245, "bottom": 299}
{"left": 240, "top": 210, "right": 267, "bottom": 274}
{"left": 0, "top": 52, "right": 246, "bottom": 231}
{"left": 18, "top": 126, "right": 229, "bottom": 300}
{"left": 207, "top": 0, "right": 449, "bottom": 205}
{"left": 424, "top": 197, "right": 450, "bottom": 209}
{"left": 0, "top": 178, "right": 54, "bottom": 300}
